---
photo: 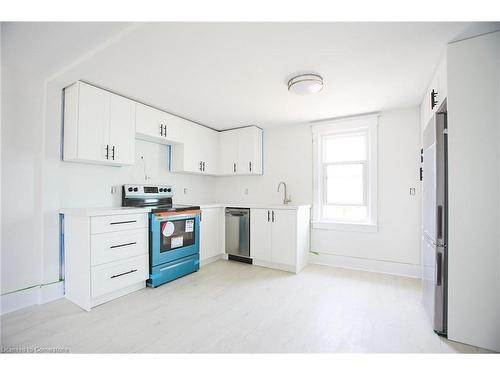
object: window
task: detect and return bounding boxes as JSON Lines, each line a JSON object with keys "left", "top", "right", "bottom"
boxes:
{"left": 312, "top": 115, "right": 378, "bottom": 231}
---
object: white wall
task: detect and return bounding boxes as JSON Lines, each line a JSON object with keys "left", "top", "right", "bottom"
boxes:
{"left": 447, "top": 31, "right": 500, "bottom": 352}
{"left": 216, "top": 108, "right": 422, "bottom": 276}
{"left": 215, "top": 122, "right": 313, "bottom": 205}
{"left": 1, "top": 24, "right": 217, "bottom": 296}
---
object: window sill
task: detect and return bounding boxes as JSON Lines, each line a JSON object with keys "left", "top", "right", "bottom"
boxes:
{"left": 312, "top": 220, "right": 378, "bottom": 233}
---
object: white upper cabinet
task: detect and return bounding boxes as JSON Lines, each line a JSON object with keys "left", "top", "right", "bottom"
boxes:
{"left": 135, "top": 103, "right": 183, "bottom": 145}
{"left": 63, "top": 81, "right": 135, "bottom": 166}
{"left": 170, "top": 121, "right": 218, "bottom": 175}
{"left": 421, "top": 55, "right": 447, "bottom": 131}
{"left": 109, "top": 94, "right": 136, "bottom": 165}
{"left": 218, "top": 130, "right": 238, "bottom": 174}
{"left": 218, "top": 126, "right": 263, "bottom": 175}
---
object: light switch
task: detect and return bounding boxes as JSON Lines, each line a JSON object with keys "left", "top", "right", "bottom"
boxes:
{"left": 409, "top": 187, "right": 416, "bottom": 196}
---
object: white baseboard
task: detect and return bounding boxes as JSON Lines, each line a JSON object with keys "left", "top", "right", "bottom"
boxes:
{"left": 308, "top": 252, "right": 421, "bottom": 279}
{"left": 1, "top": 281, "right": 65, "bottom": 315}
{"left": 200, "top": 254, "right": 223, "bottom": 267}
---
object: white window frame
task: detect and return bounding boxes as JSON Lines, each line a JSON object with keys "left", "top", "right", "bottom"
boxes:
{"left": 311, "top": 114, "right": 378, "bottom": 232}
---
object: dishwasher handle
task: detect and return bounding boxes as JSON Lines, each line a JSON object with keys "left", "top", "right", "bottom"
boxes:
{"left": 226, "top": 212, "right": 245, "bottom": 217}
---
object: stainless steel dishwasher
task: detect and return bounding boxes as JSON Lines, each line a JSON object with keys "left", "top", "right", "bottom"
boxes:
{"left": 225, "top": 208, "right": 251, "bottom": 263}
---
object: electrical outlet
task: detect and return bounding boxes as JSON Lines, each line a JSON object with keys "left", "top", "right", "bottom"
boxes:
{"left": 409, "top": 187, "right": 416, "bottom": 196}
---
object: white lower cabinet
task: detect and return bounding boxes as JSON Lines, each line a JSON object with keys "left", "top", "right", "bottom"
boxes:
{"left": 250, "top": 207, "right": 310, "bottom": 273}
{"left": 200, "top": 207, "right": 224, "bottom": 264}
{"left": 63, "top": 211, "right": 149, "bottom": 311}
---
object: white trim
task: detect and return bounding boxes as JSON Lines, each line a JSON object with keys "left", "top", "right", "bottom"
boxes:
{"left": 308, "top": 252, "right": 421, "bottom": 279}
{"left": 1, "top": 281, "right": 65, "bottom": 315}
{"left": 312, "top": 221, "right": 378, "bottom": 232}
{"left": 311, "top": 114, "right": 378, "bottom": 229}
{"left": 200, "top": 254, "right": 224, "bottom": 267}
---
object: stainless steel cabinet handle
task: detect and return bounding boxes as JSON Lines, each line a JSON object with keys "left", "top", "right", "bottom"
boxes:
{"left": 160, "top": 124, "right": 163, "bottom": 137}
{"left": 272, "top": 211, "right": 275, "bottom": 222}
{"left": 105, "top": 145, "right": 109, "bottom": 159}
{"left": 110, "top": 242, "right": 137, "bottom": 249}
{"left": 199, "top": 161, "right": 203, "bottom": 171}
{"left": 203, "top": 161, "right": 206, "bottom": 172}
{"left": 112, "top": 145, "right": 115, "bottom": 160}
{"left": 110, "top": 220, "right": 137, "bottom": 225}
{"left": 233, "top": 163, "right": 236, "bottom": 173}
{"left": 110, "top": 269, "right": 137, "bottom": 279}
{"left": 267, "top": 210, "right": 270, "bottom": 222}
{"left": 164, "top": 124, "right": 167, "bottom": 137}
{"left": 249, "top": 161, "right": 252, "bottom": 172}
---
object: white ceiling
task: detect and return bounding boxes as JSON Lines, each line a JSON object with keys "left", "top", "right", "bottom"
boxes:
{"left": 48, "top": 22, "right": 500, "bottom": 129}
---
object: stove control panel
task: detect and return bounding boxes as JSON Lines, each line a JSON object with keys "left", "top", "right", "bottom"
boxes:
{"left": 123, "top": 184, "right": 173, "bottom": 197}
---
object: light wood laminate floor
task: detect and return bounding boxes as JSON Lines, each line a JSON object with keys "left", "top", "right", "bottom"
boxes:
{"left": 1, "top": 260, "right": 489, "bottom": 353}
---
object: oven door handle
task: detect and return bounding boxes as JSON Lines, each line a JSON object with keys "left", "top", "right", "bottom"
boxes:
{"left": 156, "top": 214, "right": 198, "bottom": 221}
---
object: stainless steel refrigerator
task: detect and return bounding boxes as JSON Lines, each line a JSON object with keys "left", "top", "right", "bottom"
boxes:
{"left": 422, "top": 111, "right": 448, "bottom": 336}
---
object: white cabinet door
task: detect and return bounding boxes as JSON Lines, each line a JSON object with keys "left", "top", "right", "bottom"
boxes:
{"left": 250, "top": 209, "right": 272, "bottom": 262}
{"left": 200, "top": 126, "right": 218, "bottom": 174}
{"left": 183, "top": 123, "right": 204, "bottom": 173}
{"left": 135, "top": 104, "right": 164, "bottom": 142}
{"left": 162, "top": 112, "right": 184, "bottom": 144}
{"left": 237, "top": 126, "right": 263, "bottom": 175}
{"left": 76, "top": 83, "right": 109, "bottom": 163}
{"left": 218, "top": 130, "right": 238, "bottom": 175}
{"left": 200, "top": 208, "right": 221, "bottom": 261}
{"left": 136, "top": 104, "right": 184, "bottom": 145}
{"left": 109, "top": 94, "right": 135, "bottom": 165}
{"left": 270, "top": 209, "right": 296, "bottom": 266}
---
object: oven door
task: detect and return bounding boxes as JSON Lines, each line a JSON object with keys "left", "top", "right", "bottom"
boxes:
{"left": 150, "top": 213, "right": 200, "bottom": 267}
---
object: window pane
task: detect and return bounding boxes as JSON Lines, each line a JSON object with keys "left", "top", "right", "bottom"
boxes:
{"left": 322, "top": 205, "right": 368, "bottom": 221}
{"left": 322, "top": 132, "right": 367, "bottom": 162}
{"left": 326, "top": 164, "right": 365, "bottom": 205}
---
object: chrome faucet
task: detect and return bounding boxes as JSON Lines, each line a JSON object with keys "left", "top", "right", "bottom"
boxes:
{"left": 277, "top": 181, "right": 292, "bottom": 205}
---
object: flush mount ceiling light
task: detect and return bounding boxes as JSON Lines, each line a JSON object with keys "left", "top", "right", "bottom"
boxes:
{"left": 287, "top": 73, "right": 324, "bottom": 95}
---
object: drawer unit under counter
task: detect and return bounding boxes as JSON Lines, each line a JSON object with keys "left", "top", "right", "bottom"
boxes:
{"left": 91, "top": 213, "right": 148, "bottom": 234}
{"left": 91, "top": 228, "right": 148, "bottom": 266}
{"left": 91, "top": 254, "right": 148, "bottom": 298}
{"left": 62, "top": 211, "right": 150, "bottom": 311}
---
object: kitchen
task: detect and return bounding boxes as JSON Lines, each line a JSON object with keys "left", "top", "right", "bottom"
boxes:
{"left": 1, "top": 15, "right": 500, "bottom": 366}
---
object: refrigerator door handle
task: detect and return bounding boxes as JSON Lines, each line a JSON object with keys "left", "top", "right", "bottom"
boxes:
{"left": 436, "top": 252, "right": 443, "bottom": 286}
{"left": 437, "top": 205, "right": 443, "bottom": 239}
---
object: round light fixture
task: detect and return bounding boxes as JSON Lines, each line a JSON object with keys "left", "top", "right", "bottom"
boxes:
{"left": 287, "top": 73, "right": 324, "bottom": 95}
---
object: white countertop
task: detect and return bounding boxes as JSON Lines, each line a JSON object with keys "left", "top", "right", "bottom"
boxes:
{"left": 60, "top": 207, "right": 151, "bottom": 216}
{"left": 198, "top": 203, "right": 311, "bottom": 210}
{"left": 60, "top": 203, "right": 311, "bottom": 216}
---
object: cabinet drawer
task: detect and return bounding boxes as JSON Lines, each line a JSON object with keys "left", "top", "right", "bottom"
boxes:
{"left": 91, "top": 255, "right": 148, "bottom": 298}
{"left": 91, "top": 229, "right": 148, "bottom": 266}
{"left": 91, "top": 213, "right": 148, "bottom": 234}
